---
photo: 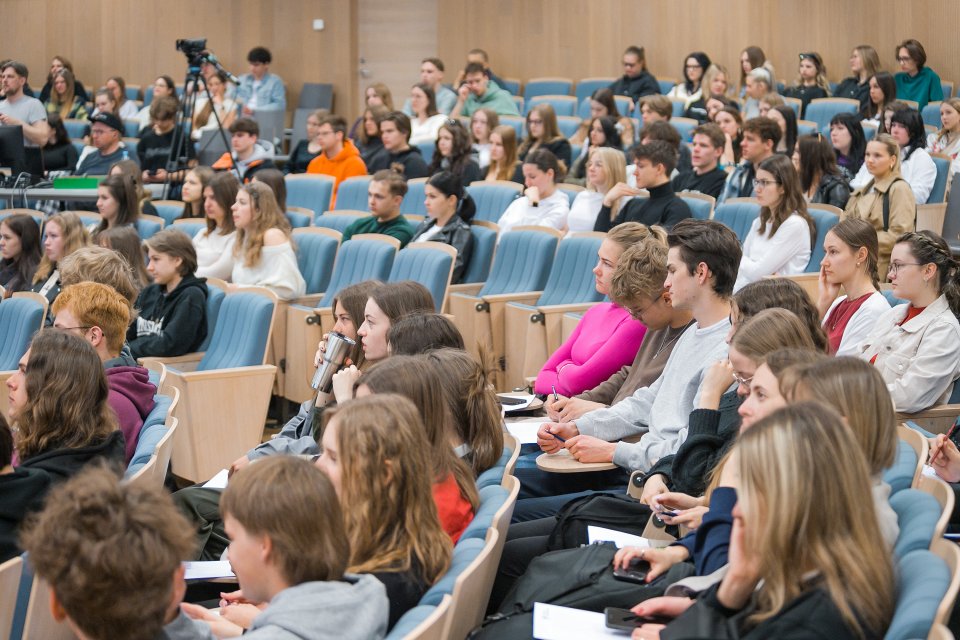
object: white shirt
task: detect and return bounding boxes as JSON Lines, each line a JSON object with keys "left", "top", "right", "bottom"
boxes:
{"left": 928, "top": 132, "right": 960, "bottom": 177}
{"left": 566, "top": 190, "right": 604, "bottom": 234}
{"left": 734, "top": 214, "right": 812, "bottom": 291}
{"left": 232, "top": 241, "right": 306, "bottom": 301}
{"left": 821, "top": 291, "right": 891, "bottom": 356}
{"left": 409, "top": 113, "right": 447, "bottom": 145}
{"left": 496, "top": 190, "right": 569, "bottom": 237}
{"left": 899, "top": 146, "right": 937, "bottom": 204}
{"left": 193, "top": 227, "right": 237, "bottom": 281}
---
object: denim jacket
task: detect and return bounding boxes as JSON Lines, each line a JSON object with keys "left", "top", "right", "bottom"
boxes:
{"left": 235, "top": 72, "right": 286, "bottom": 112}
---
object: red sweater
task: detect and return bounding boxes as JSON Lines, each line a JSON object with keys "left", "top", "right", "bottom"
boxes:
{"left": 432, "top": 474, "right": 474, "bottom": 543}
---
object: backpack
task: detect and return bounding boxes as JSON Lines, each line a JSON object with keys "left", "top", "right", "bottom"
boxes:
{"left": 546, "top": 492, "right": 677, "bottom": 551}
{"left": 468, "top": 542, "right": 694, "bottom": 640}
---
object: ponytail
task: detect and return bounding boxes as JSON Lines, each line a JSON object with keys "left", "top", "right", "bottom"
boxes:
{"left": 896, "top": 230, "right": 960, "bottom": 317}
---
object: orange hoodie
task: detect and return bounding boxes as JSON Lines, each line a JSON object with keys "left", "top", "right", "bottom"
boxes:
{"left": 306, "top": 138, "right": 367, "bottom": 207}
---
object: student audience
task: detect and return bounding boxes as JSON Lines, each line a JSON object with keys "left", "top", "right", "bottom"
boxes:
{"left": 410, "top": 171, "right": 475, "bottom": 282}
{"left": 566, "top": 146, "right": 628, "bottom": 234}
{"left": 230, "top": 181, "right": 306, "bottom": 300}
{"left": 428, "top": 119, "right": 482, "bottom": 184}
{"left": 713, "top": 104, "right": 743, "bottom": 168}
{"left": 41, "top": 112, "right": 79, "bottom": 172}
{"left": 469, "top": 107, "right": 499, "bottom": 170}
{"left": 793, "top": 133, "right": 852, "bottom": 209}
{"left": 672, "top": 123, "right": 729, "bottom": 198}
{"left": 366, "top": 111, "right": 429, "bottom": 178}
{"left": 284, "top": 109, "right": 325, "bottom": 174}
{"left": 518, "top": 103, "right": 572, "bottom": 167}
{"left": 497, "top": 148, "right": 569, "bottom": 235}
{"left": 356, "top": 281, "right": 435, "bottom": 363}
{"left": 235, "top": 46, "right": 286, "bottom": 116}
{"left": 192, "top": 171, "right": 239, "bottom": 280}
{"left": 534, "top": 223, "right": 651, "bottom": 396}
{"left": 305, "top": 113, "right": 368, "bottom": 205}
{"left": 571, "top": 88, "right": 635, "bottom": 149}
{"left": 179, "top": 166, "right": 214, "bottom": 219}
{"left": 483, "top": 124, "right": 521, "bottom": 183}
{"left": 610, "top": 46, "right": 660, "bottom": 108}
{"left": 455, "top": 48, "right": 508, "bottom": 91}
{"left": 407, "top": 83, "right": 447, "bottom": 145}
{"left": 189, "top": 72, "right": 236, "bottom": 141}
{"left": 342, "top": 169, "right": 416, "bottom": 247}
{"left": 450, "top": 62, "right": 520, "bottom": 118}
{"left": 43, "top": 68, "right": 87, "bottom": 120}
{"left": 38, "top": 55, "right": 89, "bottom": 104}
{"left": 567, "top": 116, "right": 620, "bottom": 185}
{"left": 212, "top": 117, "right": 276, "bottom": 182}
{"left": 757, "top": 91, "right": 784, "bottom": 119}
{"left": 782, "top": 51, "right": 831, "bottom": 118}
{"left": 139, "top": 75, "right": 178, "bottom": 131}
{"left": 30, "top": 211, "right": 89, "bottom": 313}
{"left": 829, "top": 112, "right": 867, "bottom": 178}
{"left": 402, "top": 57, "right": 458, "bottom": 116}
{"left": 894, "top": 38, "right": 943, "bottom": 109}
{"left": 928, "top": 98, "right": 960, "bottom": 176}
{"left": 0, "top": 213, "right": 41, "bottom": 296}
{"left": 718, "top": 116, "right": 780, "bottom": 203}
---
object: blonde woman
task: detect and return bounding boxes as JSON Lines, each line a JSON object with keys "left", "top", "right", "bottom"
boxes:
{"left": 565, "top": 146, "right": 627, "bottom": 234}
{"left": 928, "top": 97, "right": 960, "bottom": 176}
{"left": 836, "top": 45, "right": 881, "bottom": 112}
{"left": 685, "top": 64, "right": 730, "bottom": 122}
{"left": 230, "top": 182, "right": 305, "bottom": 300}
{"left": 43, "top": 68, "right": 87, "bottom": 120}
{"left": 30, "top": 211, "right": 90, "bottom": 314}
{"left": 484, "top": 124, "right": 520, "bottom": 183}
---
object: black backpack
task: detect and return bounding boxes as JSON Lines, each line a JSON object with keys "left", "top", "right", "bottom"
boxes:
{"left": 546, "top": 492, "right": 678, "bottom": 551}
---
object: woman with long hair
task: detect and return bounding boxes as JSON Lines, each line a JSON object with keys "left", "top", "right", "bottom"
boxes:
{"left": 354, "top": 281, "right": 435, "bottom": 364}
{"left": 828, "top": 112, "right": 867, "bottom": 177}
{"left": 843, "top": 134, "right": 916, "bottom": 275}
{"left": 792, "top": 133, "right": 851, "bottom": 209}
{"left": 357, "top": 104, "right": 389, "bottom": 167}
{"left": 571, "top": 87, "right": 634, "bottom": 149}
{"left": 284, "top": 109, "right": 326, "bottom": 175}
{"left": 738, "top": 46, "right": 775, "bottom": 97}
{"left": 427, "top": 119, "right": 482, "bottom": 185}
{"left": 566, "top": 146, "right": 627, "bottom": 234}
{"left": 836, "top": 45, "right": 881, "bottom": 112}
{"left": 483, "top": 124, "right": 520, "bottom": 183}
{"left": 767, "top": 104, "right": 797, "bottom": 157}
{"left": 108, "top": 159, "right": 157, "bottom": 218}
{"left": 713, "top": 105, "right": 743, "bottom": 167}
{"left": 38, "top": 55, "right": 89, "bottom": 104}
{"left": 567, "top": 116, "right": 620, "bottom": 185}
{"left": 667, "top": 51, "right": 712, "bottom": 105}
{"left": 316, "top": 395, "right": 452, "bottom": 630}
{"left": 816, "top": 217, "right": 890, "bottom": 355}
{"left": 193, "top": 172, "right": 239, "bottom": 280}
{"left": 862, "top": 71, "right": 896, "bottom": 124}
{"left": 409, "top": 171, "right": 476, "bottom": 283}
{"left": 928, "top": 97, "right": 960, "bottom": 176}
{"left": 518, "top": 103, "right": 571, "bottom": 166}
{"left": 860, "top": 230, "right": 960, "bottom": 412}
{"left": 30, "top": 212, "right": 89, "bottom": 312}
{"left": 783, "top": 51, "right": 831, "bottom": 118}
{"left": 408, "top": 83, "right": 446, "bottom": 145}
{"left": 191, "top": 73, "right": 235, "bottom": 140}
{"left": 734, "top": 154, "right": 815, "bottom": 290}
{"left": 889, "top": 107, "right": 937, "bottom": 204}
{"left": 97, "top": 226, "right": 150, "bottom": 288}
{"left": 230, "top": 182, "right": 305, "bottom": 300}
{"left": 136, "top": 75, "right": 178, "bottom": 131}
{"left": 104, "top": 76, "right": 138, "bottom": 120}
{"left": 0, "top": 214, "right": 41, "bottom": 297}
{"left": 685, "top": 64, "right": 730, "bottom": 122}
{"left": 43, "top": 68, "right": 87, "bottom": 120}
{"left": 180, "top": 166, "right": 214, "bottom": 219}
{"left": 470, "top": 107, "right": 499, "bottom": 170}
{"left": 349, "top": 83, "right": 394, "bottom": 140}
{"left": 41, "top": 113, "right": 78, "bottom": 172}
{"left": 496, "top": 148, "right": 569, "bottom": 235}
{"left": 93, "top": 173, "right": 140, "bottom": 238}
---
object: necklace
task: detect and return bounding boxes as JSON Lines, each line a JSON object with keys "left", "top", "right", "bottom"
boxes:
{"left": 654, "top": 321, "right": 691, "bottom": 358}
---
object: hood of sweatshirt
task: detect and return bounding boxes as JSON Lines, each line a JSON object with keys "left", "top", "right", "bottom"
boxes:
{"left": 19, "top": 430, "right": 126, "bottom": 483}
{"left": 328, "top": 138, "right": 362, "bottom": 165}
{"left": 245, "top": 575, "right": 388, "bottom": 640}
{"left": 391, "top": 146, "right": 424, "bottom": 162}
{"left": 105, "top": 366, "right": 157, "bottom": 462}
{"left": 132, "top": 276, "right": 208, "bottom": 341}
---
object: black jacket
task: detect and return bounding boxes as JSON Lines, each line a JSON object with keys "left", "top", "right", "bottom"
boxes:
{"left": 609, "top": 71, "right": 660, "bottom": 106}
{"left": 782, "top": 85, "right": 829, "bottom": 119}
{"left": 367, "top": 146, "right": 429, "bottom": 179}
{"left": 519, "top": 138, "right": 573, "bottom": 168}
{"left": 673, "top": 167, "right": 728, "bottom": 200}
{"left": 594, "top": 181, "right": 692, "bottom": 232}
{"left": 127, "top": 275, "right": 208, "bottom": 359}
{"left": 834, "top": 77, "right": 871, "bottom": 112}
{"left": 410, "top": 216, "right": 474, "bottom": 284}
{"left": 811, "top": 172, "right": 852, "bottom": 210}
{"left": 0, "top": 467, "right": 51, "bottom": 562}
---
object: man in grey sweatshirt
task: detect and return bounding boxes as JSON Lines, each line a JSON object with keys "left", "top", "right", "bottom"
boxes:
{"left": 537, "top": 219, "right": 742, "bottom": 473}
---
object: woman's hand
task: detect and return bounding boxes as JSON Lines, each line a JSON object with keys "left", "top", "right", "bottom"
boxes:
{"left": 699, "top": 360, "right": 735, "bottom": 409}
{"left": 220, "top": 602, "right": 265, "bottom": 630}
{"left": 603, "top": 182, "right": 645, "bottom": 207}
{"left": 930, "top": 434, "right": 960, "bottom": 483}
{"left": 536, "top": 422, "right": 579, "bottom": 453}
{"left": 639, "top": 474, "right": 669, "bottom": 505}
{"left": 614, "top": 546, "right": 691, "bottom": 583}
{"left": 553, "top": 397, "right": 604, "bottom": 422}
{"left": 565, "top": 434, "right": 616, "bottom": 463}
{"left": 659, "top": 505, "right": 709, "bottom": 531}
{"left": 649, "top": 491, "right": 703, "bottom": 512}
{"left": 817, "top": 265, "right": 842, "bottom": 317}
{"left": 331, "top": 365, "right": 361, "bottom": 404}
{"left": 180, "top": 603, "right": 245, "bottom": 638}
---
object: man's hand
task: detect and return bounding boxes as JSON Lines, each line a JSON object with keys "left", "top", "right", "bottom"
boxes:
{"left": 536, "top": 422, "right": 579, "bottom": 453}
{"left": 565, "top": 434, "right": 616, "bottom": 463}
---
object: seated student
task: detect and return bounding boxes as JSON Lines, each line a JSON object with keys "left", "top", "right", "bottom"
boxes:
{"left": 631, "top": 403, "right": 894, "bottom": 639}
{"left": 718, "top": 116, "right": 780, "bottom": 203}
{"left": 567, "top": 116, "right": 621, "bottom": 186}
{"left": 712, "top": 103, "right": 743, "bottom": 169}
{"left": 496, "top": 148, "right": 569, "bottom": 235}
{"left": 536, "top": 220, "right": 740, "bottom": 479}
{"left": 672, "top": 123, "right": 728, "bottom": 198}
{"left": 685, "top": 64, "right": 730, "bottom": 123}
{"left": 3, "top": 332, "right": 125, "bottom": 553}
{"left": 756, "top": 91, "right": 784, "bottom": 119}
{"left": 782, "top": 52, "right": 831, "bottom": 118}
{"left": 816, "top": 218, "right": 890, "bottom": 355}
{"left": 108, "top": 158, "right": 158, "bottom": 218}
{"left": 137, "top": 96, "right": 197, "bottom": 190}
{"left": 734, "top": 155, "right": 814, "bottom": 290}
{"left": 402, "top": 57, "right": 458, "bottom": 116}
{"left": 737, "top": 46, "right": 776, "bottom": 96}
{"left": 183, "top": 457, "right": 389, "bottom": 639}
{"left": 835, "top": 45, "right": 881, "bottom": 112}
{"left": 365, "top": 111, "right": 429, "bottom": 179}
{"left": 546, "top": 240, "right": 695, "bottom": 422}
{"left": 389, "top": 313, "right": 465, "bottom": 355}
{"left": 843, "top": 134, "right": 916, "bottom": 276}
{"left": 862, "top": 71, "right": 897, "bottom": 126}
{"left": 52, "top": 282, "right": 155, "bottom": 462}
{"left": 567, "top": 147, "right": 628, "bottom": 234}
{"left": 30, "top": 211, "right": 89, "bottom": 316}
{"left": 407, "top": 83, "right": 447, "bottom": 145}
{"left": 316, "top": 395, "right": 452, "bottom": 630}
{"left": 453, "top": 48, "right": 507, "bottom": 90}
{"left": 888, "top": 107, "right": 937, "bottom": 204}
{"left": 410, "top": 171, "right": 474, "bottom": 283}
{"left": 828, "top": 112, "right": 867, "bottom": 178}
{"left": 610, "top": 45, "right": 660, "bottom": 109}
{"left": 179, "top": 166, "right": 214, "bottom": 219}
{"left": 667, "top": 51, "right": 711, "bottom": 105}
{"left": 0, "top": 213, "right": 41, "bottom": 297}
{"left": 894, "top": 38, "right": 943, "bottom": 110}
{"left": 43, "top": 68, "right": 87, "bottom": 120}
{"left": 356, "top": 356, "right": 478, "bottom": 541}
{"left": 90, "top": 87, "right": 118, "bottom": 118}
{"left": 470, "top": 107, "right": 498, "bottom": 170}
{"left": 427, "top": 119, "right": 482, "bottom": 185}
{"left": 18, "top": 466, "right": 212, "bottom": 640}
{"left": 634, "top": 103, "right": 693, "bottom": 177}
{"left": 235, "top": 46, "right": 287, "bottom": 116}
{"left": 742, "top": 67, "right": 774, "bottom": 120}
{"left": 41, "top": 113, "right": 79, "bottom": 172}
{"left": 305, "top": 113, "right": 368, "bottom": 206}
{"left": 860, "top": 230, "right": 960, "bottom": 412}
{"left": 75, "top": 112, "right": 139, "bottom": 175}
{"left": 127, "top": 229, "right": 208, "bottom": 358}
{"left": 483, "top": 124, "right": 521, "bottom": 183}
{"left": 534, "top": 223, "right": 651, "bottom": 397}
{"left": 190, "top": 72, "right": 236, "bottom": 140}
{"left": 768, "top": 104, "right": 797, "bottom": 157}
{"left": 639, "top": 94, "right": 673, "bottom": 127}
{"left": 450, "top": 62, "right": 520, "bottom": 118}
{"left": 349, "top": 83, "right": 394, "bottom": 141}
{"left": 284, "top": 108, "right": 325, "bottom": 174}
{"left": 342, "top": 169, "right": 416, "bottom": 246}
{"left": 0, "top": 416, "right": 50, "bottom": 563}
{"left": 595, "top": 141, "right": 692, "bottom": 232}
{"left": 38, "top": 55, "right": 89, "bottom": 104}
{"left": 103, "top": 76, "right": 138, "bottom": 120}
{"left": 134, "top": 76, "right": 178, "bottom": 130}
{"left": 928, "top": 98, "right": 960, "bottom": 176}
{"left": 97, "top": 225, "right": 150, "bottom": 288}
{"left": 193, "top": 171, "right": 239, "bottom": 280}
{"left": 212, "top": 117, "right": 276, "bottom": 183}
{"left": 357, "top": 104, "right": 388, "bottom": 167}
{"left": 230, "top": 182, "right": 306, "bottom": 300}
{"left": 570, "top": 88, "right": 635, "bottom": 149}
{"left": 794, "top": 133, "right": 851, "bottom": 210}
{"left": 518, "top": 103, "right": 572, "bottom": 167}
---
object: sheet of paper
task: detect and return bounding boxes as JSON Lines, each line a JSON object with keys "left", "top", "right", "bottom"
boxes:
{"left": 587, "top": 526, "right": 653, "bottom": 549}
{"left": 184, "top": 561, "right": 235, "bottom": 581}
{"left": 533, "top": 603, "right": 627, "bottom": 639}
{"left": 922, "top": 464, "right": 938, "bottom": 478}
{"left": 202, "top": 469, "right": 229, "bottom": 490}
{"left": 506, "top": 421, "right": 545, "bottom": 444}
{"left": 499, "top": 393, "right": 536, "bottom": 412}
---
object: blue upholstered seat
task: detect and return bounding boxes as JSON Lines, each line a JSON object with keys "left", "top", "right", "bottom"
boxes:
{"left": 293, "top": 230, "right": 340, "bottom": 295}
{"left": 332, "top": 176, "right": 372, "bottom": 211}
{"left": 313, "top": 214, "right": 364, "bottom": 233}
{"left": 419, "top": 538, "right": 485, "bottom": 606}
{"left": 0, "top": 297, "right": 45, "bottom": 370}
{"left": 125, "top": 393, "right": 172, "bottom": 477}
{"left": 462, "top": 224, "right": 498, "bottom": 284}
{"left": 285, "top": 174, "right": 335, "bottom": 216}
{"left": 195, "top": 292, "right": 275, "bottom": 371}
{"left": 885, "top": 549, "right": 951, "bottom": 640}
{"left": 401, "top": 179, "right": 428, "bottom": 215}
{"left": 805, "top": 99, "right": 859, "bottom": 131}
{"left": 534, "top": 234, "right": 605, "bottom": 307}
{"left": 465, "top": 183, "right": 521, "bottom": 223}
{"left": 679, "top": 194, "right": 714, "bottom": 220}
{"left": 151, "top": 202, "right": 184, "bottom": 226}
{"left": 198, "top": 284, "right": 226, "bottom": 352}
{"left": 889, "top": 488, "right": 941, "bottom": 558}
{"left": 928, "top": 155, "right": 950, "bottom": 204}
{"left": 883, "top": 439, "right": 919, "bottom": 494}
{"left": 523, "top": 79, "right": 573, "bottom": 101}
{"left": 135, "top": 216, "right": 163, "bottom": 240}
{"left": 460, "top": 484, "right": 508, "bottom": 542}
{"left": 713, "top": 200, "right": 761, "bottom": 242}
{"left": 805, "top": 207, "right": 839, "bottom": 272}
{"left": 317, "top": 238, "right": 396, "bottom": 308}
{"left": 478, "top": 229, "right": 559, "bottom": 297}
{"left": 389, "top": 245, "right": 454, "bottom": 312}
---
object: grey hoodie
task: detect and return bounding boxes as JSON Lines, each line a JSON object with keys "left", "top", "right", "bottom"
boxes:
{"left": 244, "top": 574, "right": 389, "bottom": 640}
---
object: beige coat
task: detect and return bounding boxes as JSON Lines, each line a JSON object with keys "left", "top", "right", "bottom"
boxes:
{"left": 842, "top": 171, "right": 916, "bottom": 277}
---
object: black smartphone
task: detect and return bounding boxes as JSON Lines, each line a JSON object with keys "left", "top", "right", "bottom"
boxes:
{"left": 604, "top": 607, "right": 672, "bottom": 631}
{"left": 497, "top": 395, "right": 528, "bottom": 406}
{"left": 612, "top": 557, "right": 650, "bottom": 584}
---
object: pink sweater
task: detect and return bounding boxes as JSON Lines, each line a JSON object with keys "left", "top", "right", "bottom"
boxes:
{"left": 534, "top": 302, "right": 646, "bottom": 397}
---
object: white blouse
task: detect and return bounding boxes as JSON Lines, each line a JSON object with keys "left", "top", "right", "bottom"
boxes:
{"left": 193, "top": 227, "right": 237, "bottom": 281}
{"left": 409, "top": 114, "right": 447, "bottom": 145}
{"left": 231, "top": 241, "right": 306, "bottom": 301}
{"left": 497, "top": 190, "right": 569, "bottom": 237}
{"left": 734, "top": 214, "right": 812, "bottom": 291}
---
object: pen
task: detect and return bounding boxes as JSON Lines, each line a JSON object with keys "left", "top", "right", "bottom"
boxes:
{"left": 552, "top": 432, "right": 566, "bottom": 443}
{"left": 932, "top": 421, "right": 958, "bottom": 464}
{"left": 552, "top": 384, "right": 560, "bottom": 402}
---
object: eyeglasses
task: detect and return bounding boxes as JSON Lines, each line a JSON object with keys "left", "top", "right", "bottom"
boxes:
{"left": 55, "top": 325, "right": 92, "bottom": 333}
{"left": 732, "top": 372, "right": 753, "bottom": 387}
{"left": 888, "top": 261, "right": 924, "bottom": 275}
{"left": 752, "top": 178, "right": 779, "bottom": 189}
{"left": 627, "top": 295, "right": 662, "bottom": 320}
{"left": 896, "top": 56, "right": 913, "bottom": 63}
{"left": 684, "top": 64, "right": 702, "bottom": 69}
{"left": 527, "top": 119, "right": 543, "bottom": 125}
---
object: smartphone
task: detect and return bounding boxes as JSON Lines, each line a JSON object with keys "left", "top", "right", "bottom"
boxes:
{"left": 612, "top": 557, "right": 650, "bottom": 584}
{"left": 658, "top": 508, "right": 680, "bottom": 518}
{"left": 497, "top": 395, "right": 528, "bottom": 406}
{"left": 604, "top": 607, "right": 672, "bottom": 631}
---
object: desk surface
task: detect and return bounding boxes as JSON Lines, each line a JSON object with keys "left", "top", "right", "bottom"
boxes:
{"left": 536, "top": 449, "right": 618, "bottom": 473}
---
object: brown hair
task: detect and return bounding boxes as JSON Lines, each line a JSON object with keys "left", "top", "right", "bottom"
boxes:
{"left": 50, "top": 68, "right": 78, "bottom": 119}
{"left": 739, "top": 46, "right": 767, "bottom": 89}
{"left": 366, "top": 82, "right": 395, "bottom": 110}
{"left": 144, "top": 228, "right": 198, "bottom": 276}
{"left": 610, "top": 235, "right": 669, "bottom": 308}
{"left": 97, "top": 226, "right": 150, "bottom": 288}
{"left": 109, "top": 159, "right": 153, "bottom": 217}
{"left": 489, "top": 124, "right": 519, "bottom": 181}
{"left": 731, "top": 308, "right": 817, "bottom": 363}
{"left": 324, "top": 395, "right": 451, "bottom": 582}
{"left": 59, "top": 246, "right": 140, "bottom": 306}
{"left": 148, "top": 96, "right": 177, "bottom": 122}
{"left": 358, "top": 105, "right": 389, "bottom": 146}
{"left": 519, "top": 103, "right": 564, "bottom": 158}
{"left": 368, "top": 280, "right": 434, "bottom": 322}
{"left": 640, "top": 95, "right": 673, "bottom": 120}
{"left": 667, "top": 219, "right": 742, "bottom": 298}
{"left": 755, "top": 154, "right": 815, "bottom": 243}
{"left": 52, "top": 281, "right": 131, "bottom": 354}
{"left": 371, "top": 169, "right": 409, "bottom": 198}
{"left": 32, "top": 211, "right": 89, "bottom": 284}
{"left": 203, "top": 171, "right": 240, "bottom": 235}
{"left": 332, "top": 279, "right": 381, "bottom": 369}
{"left": 14, "top": 331, "right": 117, "bottom": 460}
{"left": 20, "top": 466, "right": 195, "bottom": 640}
{"left": 692, "top": 123, "right": 726, "bottom": 149}
{"left": 94, "top": 174, "right": 140, "bottom": 235}
{"left": 233, "top": 181, "right": 292, "bottom": 267}
{"left": 221, "top": 456, "right": 349, "bottom": 585}
{"left": 896, "top": 38, "right": 928, "bottom": 69}
{"left": 229, "top": 117, "right": 259, "bottom": 137}
{"left": 388, "top": 313, "right": 465, "bottom": 354}
{"left": 732, "top": 278, "right": 829, "bottom": 352}
{"left": 182, "top": 166, "right": 215, "bottom": 218}
{"left": 828, "top": 217, "right": 881, "bottom": 290}
{"left": 251, "top": 168, "right": 287, "bottom": 211}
